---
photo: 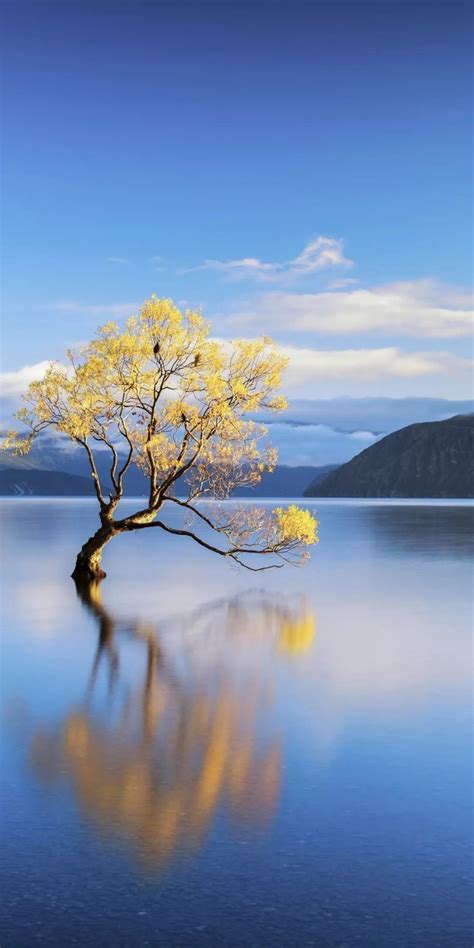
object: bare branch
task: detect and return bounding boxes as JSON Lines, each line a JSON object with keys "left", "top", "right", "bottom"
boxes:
{"left": 125, "top": 518, "right": 284, "bottom": 571}
{"left": 163, "top": 494, "right": 220, "bottom": 533}
{"left": 76, "top": 438, "right": 106, "bottom": 507}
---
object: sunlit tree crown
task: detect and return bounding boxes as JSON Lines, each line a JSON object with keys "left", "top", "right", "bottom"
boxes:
{"left": 5, "top": 297, "right": 318, "bottom": 571}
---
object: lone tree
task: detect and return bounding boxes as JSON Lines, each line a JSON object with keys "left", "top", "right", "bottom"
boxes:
{"left": 5, "top": 297, "right": 318, "bottom": 582}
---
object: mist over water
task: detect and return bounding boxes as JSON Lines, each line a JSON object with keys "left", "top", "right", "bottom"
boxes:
{"left": 1, "top": 499, "right": 472, "bottom": 947}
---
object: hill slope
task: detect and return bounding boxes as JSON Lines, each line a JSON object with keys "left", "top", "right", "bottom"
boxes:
{"left": 0, "top": 468, "right": 95, "bottom": 497}
{"left": 305, "top": 415, "right": 474, "bottom": 498}
{"left": 234, "top": 465, "right": 336, "bottom": 497}
{"left": 0, "top": 458, "right": 334, "bottom": 498}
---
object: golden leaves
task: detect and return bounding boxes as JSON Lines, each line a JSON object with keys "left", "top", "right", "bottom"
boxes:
{"left": 273, "top": 505, "right": 318, "bottom": 547}
{"left": 11, "top": 297, "right": 290, "bottom": 455}
{"left": 2, "top": 429, "right": 34, "bottom": 456}
{"left": 4, "top": 296, "right": 318, "bottom": 567}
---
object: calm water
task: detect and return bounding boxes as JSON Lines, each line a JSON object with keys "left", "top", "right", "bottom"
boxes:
{"left": 1, "top": 499, "right": 472, "bottom": 947}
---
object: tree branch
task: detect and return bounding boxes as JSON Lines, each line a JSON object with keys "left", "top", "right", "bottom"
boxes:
{"left": 76, "top": 438, "right": 106, "bottom": 507}
{"left": 126, "top": 518, "right": 283, "bottom": 571}
{"left": 162, "top": 495, "right": 225, "bottom": 534}
{"left": 96, "top": 435, "right": 120, "bottom": 495}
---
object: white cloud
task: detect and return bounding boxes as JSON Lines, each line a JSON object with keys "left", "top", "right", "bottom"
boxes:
{"left": 183, "top": 236, "right": 352, "bottom": 283}
{"left": 0, "top": 362, "right": 52, "bottom": 398}
{"left": 197, "top": 257, "right": 277, "bottom": 279}
{"left": 264, "top": 421, "right": 380, "bottom": 466}
{"left": 278, "top": 342, "right": 473, "bottom": 398}
{"left": 212, "top": 334, "right": 473, "bottom": 398}
{"left": 2, "top": 337, "right": 472, "bottom": 414}
{"left": 278, "top": 346, "right": 473, "bottom": 388}
{"left": 281, "top": 344, "right": 445, "bottom": 382}
{"left": 350, "top": 429, "right": 378, "bottom": 441}
{"left": 290, "top": 237, "right": 351, "bottom": 274}
{"left": 232, "top": 279, "right": 473, "bottom": 337}
{"left": 259, "top": 397, "right": 474, "bottom": 432}
{"left": 107, "top": 257, "right": 130, "bottom": 265}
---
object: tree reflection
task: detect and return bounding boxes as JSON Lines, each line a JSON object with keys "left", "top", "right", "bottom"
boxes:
{"left": 30, "top": 582, "right": 315, "bottom": 873}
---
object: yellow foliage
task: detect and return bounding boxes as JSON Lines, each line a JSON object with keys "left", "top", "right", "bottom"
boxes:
{"left": 273, "top": 505, "right": 319, "bottom": 546}
{"left": 278, "top": 611, "right": 316, "bottom": 654}
{"left": 4, "top": 296, "right": 318, "bottom": 568}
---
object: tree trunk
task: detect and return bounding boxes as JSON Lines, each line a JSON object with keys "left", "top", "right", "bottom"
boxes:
{"left": 71, "top": 525, "right": 118, "bottom": 583}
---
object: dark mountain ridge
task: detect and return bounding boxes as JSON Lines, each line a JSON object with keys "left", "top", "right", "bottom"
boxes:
{"left": 305, "top": 414, "right": 474, "bottom": 498}
{"left": 0, "top": 457, "right": 334, "bottom": 498}
{"left": 0, "top": 440, "right": 334, "bottom": 497}
{"left": 0, "top": 468, "right": 94, "bottom": 497}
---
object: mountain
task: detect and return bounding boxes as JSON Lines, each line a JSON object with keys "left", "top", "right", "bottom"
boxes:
{"left": 0, "top": 468, "right": 95, "bottom": 497}
{"left": 0, "top": 446, "right": 335, "bottom": 497}
{"left": 305, "top": 415, "right": 474, "bottom": 498}
{"left": 232, "top": 465, "right": 336, "bottom": 497}
{"left": 0, "top": 442, "right": 151, "bottom": 495}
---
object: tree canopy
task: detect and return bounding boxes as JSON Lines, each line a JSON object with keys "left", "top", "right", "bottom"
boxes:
{"left": 5, "top": 297, "right": 318, "bottom": 578}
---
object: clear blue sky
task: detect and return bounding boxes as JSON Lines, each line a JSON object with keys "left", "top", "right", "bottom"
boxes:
{"left": 2, "top": 0, "right": 473, "bottom": 421}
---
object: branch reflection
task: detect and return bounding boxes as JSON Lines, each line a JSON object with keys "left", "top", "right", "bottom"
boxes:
{"left": 30, "top": 582, "right": 316, "bottom": 874}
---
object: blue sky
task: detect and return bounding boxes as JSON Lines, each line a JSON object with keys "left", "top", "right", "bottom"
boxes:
{"left": 1, "top": 0, "right": 472, "bottom": 462}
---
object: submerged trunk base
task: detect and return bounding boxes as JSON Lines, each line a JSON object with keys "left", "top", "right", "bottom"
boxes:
{"left": 71, "top": 527, "right": 116, "bottom": 584}
{"left": 71, "top": 559, "right": 107, "bottom": 583}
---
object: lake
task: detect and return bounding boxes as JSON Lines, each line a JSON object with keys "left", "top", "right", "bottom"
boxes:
{"left": 1, "top": 499, "right": 472, "bottom": 947}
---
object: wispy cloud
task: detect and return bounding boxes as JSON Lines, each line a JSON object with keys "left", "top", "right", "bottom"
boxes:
{"left": 326, "top": 277, "right": 361, "bottom": 290}
{"left": 290, "top": 237, "right": 352, "bottom": 274}
{"left": 183, "top": 236, "right": 352, "bottom": 283}
{"left": 231, "top": 279, "right": 473, "bottom": 338}
{"left": 106, "top": 255, "right": 167, "bottom": 267}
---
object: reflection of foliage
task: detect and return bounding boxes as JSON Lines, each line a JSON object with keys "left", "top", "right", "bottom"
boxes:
{"left": 278, "top": 611, "right": 316, "bottom": 655}
{"left": 161, "top": 589, "right": 316, "bottom": 658}
{"left": 32, "top": 688, "right": 280, "bottom": 872}
{"left": 29, "top": 586, "right": 315, "bottom": 874}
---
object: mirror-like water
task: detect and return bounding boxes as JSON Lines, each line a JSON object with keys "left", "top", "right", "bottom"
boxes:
{"left": 1, "top": 499, "right": 472, "bottom": 947}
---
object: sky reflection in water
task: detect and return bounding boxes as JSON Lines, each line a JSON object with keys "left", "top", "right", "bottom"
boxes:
{"left": 1, "top": 499, "right": 472, "bottom": 947}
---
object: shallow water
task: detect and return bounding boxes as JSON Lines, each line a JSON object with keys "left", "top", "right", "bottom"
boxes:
{"left": 1, "top": 499, "right": 472, "bottom": 947}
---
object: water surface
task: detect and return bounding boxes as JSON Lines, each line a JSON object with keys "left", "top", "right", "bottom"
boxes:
{"left": 1, "top": 499, "right": 472, "bottom": 946}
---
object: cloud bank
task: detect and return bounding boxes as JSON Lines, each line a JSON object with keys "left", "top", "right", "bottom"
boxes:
{"left": 278, "top": 343, "right": 473, "bottom": 398}
{"left": 264, "top": 422, "right": 380, "bottom": 466}
{"left": 0, "top": 362, "right": 52, "bottom": 398}
{"left": 3, "top": 342, "right": 471, "bottom": 407}
{"left": 232, "top": 279, "right": 473, "bottom": 338}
